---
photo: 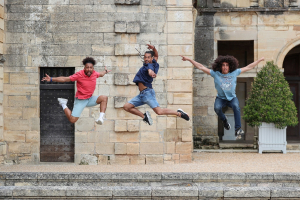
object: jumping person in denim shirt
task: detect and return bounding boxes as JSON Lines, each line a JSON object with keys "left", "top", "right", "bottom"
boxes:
{"left": 181, "top": 55, "right": 264, "bottom": 139}
{"left": 123, "top": 44, "right": 190, "bottom": 125}
{"left": 41, "top": 57, "right": 111, "bottom": 125}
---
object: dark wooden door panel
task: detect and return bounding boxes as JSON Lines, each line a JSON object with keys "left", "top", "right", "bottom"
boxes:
{"left": 284, "top": 53, "right": 300, "bottom": 140}
{"left": 287, "top": 83, "right": 299, "bottom": 139}
{"left": 40, "top": 67, "right": 75, "bottom": 162}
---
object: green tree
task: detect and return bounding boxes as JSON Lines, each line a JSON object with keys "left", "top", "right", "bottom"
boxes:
{"left": 243, "top": 61, "right": 298, "bottom": 129}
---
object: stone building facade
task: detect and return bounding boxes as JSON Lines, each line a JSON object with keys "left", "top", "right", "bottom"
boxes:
{"left": 0, "top": 0, "right": 194, "bottom": 164}
{"left": 1, "top": 0, "right": 300, "bottom": 165}
{"left": 194, "top": 0, "right": 300, "bottom": 148}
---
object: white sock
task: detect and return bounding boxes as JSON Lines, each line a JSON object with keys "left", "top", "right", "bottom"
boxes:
{"left": 62, "top": 104, "right": 67, "bottom": 110}
{"left": 99, "top": 112, "right": 105, "bottom": 119}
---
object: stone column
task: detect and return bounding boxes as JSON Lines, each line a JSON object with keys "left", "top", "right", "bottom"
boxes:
{"left": 166, "top": 0, "right": 194, "bottom": 163}
{"left": 0, "top": 0, "right": 4, "bottom": 164}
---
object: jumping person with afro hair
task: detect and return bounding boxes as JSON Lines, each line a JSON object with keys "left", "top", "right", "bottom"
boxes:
{"left": 42, "top": 57, "right": 111, "bottom": 125}
{"left": 181, "top": 55, "right": 264, "bottom": 139}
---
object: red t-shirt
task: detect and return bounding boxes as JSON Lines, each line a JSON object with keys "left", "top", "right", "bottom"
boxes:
{"left": 69, "top": 70, "right": 100, "bottom": 99}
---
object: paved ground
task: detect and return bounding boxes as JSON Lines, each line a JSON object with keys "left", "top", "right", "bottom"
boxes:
{"left": 1, "top": 152, "right": 300, "bottom": 173}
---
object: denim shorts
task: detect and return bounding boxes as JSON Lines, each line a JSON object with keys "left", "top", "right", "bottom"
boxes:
{"left": 71, "top": 96, "right": 99, "bottom": 117}
{"left": 128, "top": 88, "right": 159, "bottom": 109}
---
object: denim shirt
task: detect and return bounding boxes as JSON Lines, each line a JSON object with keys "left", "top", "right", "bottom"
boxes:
{"left": 133, "top": 59, "right": 159, "bottom": 88}
{"left": 210, "top": 69, "right": 241, "bottom": 101}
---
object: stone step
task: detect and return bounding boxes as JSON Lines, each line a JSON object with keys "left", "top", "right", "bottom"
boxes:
{"left": 0, "top": 186, "right": 300, "bottom": 199}
{"left": 1, "top": 172, "right": 300, "bottom": 186}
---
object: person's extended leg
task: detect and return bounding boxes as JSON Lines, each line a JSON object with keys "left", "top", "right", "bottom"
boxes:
{"left": 94, "top": 95, "right": 108, "bottom": 125}
{"left": 228, "top": 97, "right": 244, "bottom": 139}
{"left": 123, "top": 103, "right": 144, "bottom": 118}
{"left": 123, "top": 92, "right": 153, "bottom": 125}
{"left": 147, "top": 89, "right": 189, "bottom": 120}
{"left": 58, "top": 98, "right": 79, "bottom": 123}
{"left": 228, "top": 97, "right": 241, "bottom": 130}
{"left": 214, "top": 97, "right": 230, "bottom": 130}
{"left": 152, "top": 107, "right": 189, "bottom": 121}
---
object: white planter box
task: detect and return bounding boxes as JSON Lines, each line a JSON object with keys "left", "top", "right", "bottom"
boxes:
{"left": 258, "top": 122, "right": 287, "bottom": 154}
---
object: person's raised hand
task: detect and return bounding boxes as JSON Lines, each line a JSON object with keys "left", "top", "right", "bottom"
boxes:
{"left": 105, "top": 66, "right": 112, "bottom": 73}
{"left": 180, "top": 55, "right": 188, "bottom": 61}
{"left": 41, "top": 73, "right": 51, "bottom": 82}
{"left": 147, "top": 44, "right": 155, "bottom": 50}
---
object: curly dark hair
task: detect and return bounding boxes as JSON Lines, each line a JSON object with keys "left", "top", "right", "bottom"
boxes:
{"left": 212, "top": 55, "right": 239, "bottom": 73}
{"left": 82, "top": 57, "right": 96, "bottom": 66}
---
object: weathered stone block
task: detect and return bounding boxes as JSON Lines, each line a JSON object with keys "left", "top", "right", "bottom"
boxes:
{"left": 98, "top": 155, "right": 108, "bottom": 165}
{"left": 115, "top": 21, "right": 127, "bottom": 33}
{"left": 127, "top": 120, "right": 139, "bottom": 132}
{"left": 114, "top": 73, "right": 129, "bottom": 86}
{"left": 146, "top": 155, "right": 163, "bottom": 164}
{"left": 115, "top": 143, "right": 127, "bottom": 154}
{"left": 78, "top": 154, "right": 98, "bottom": 165}
{"left": 140, "top": 143, "right": 163, "bottom": 154}
{"left": 115, "top": 44, "right": 139, "bottom": 56}
{"left": 127, "top": 22, "right": 140, "bottom": 33}
{"left": 176, "top": 142, "right": 192, "bottom": 154}
{"left": 110, "top": 155, "right": 130, "bottom": 164}
{"left": 114, "top": 96, "right": 127, "bottom": 108}
{"left": 127, "top": 143, "right": 139, "bottom": 154}
{"left": 115, "top": 120, "right": 127, "bottom": 132}
{"left": 130, "top": 155, "right": 145, "bottom": 164}
{"left": 115, "top": 0, "right": 140, "bottom": 4}
{"left": 95, "top": 143, "right": 115, "bottom": 154}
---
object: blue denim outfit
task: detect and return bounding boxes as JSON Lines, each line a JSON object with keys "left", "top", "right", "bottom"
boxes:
{"left": 133, "top": 59, "right": 159, "bottom": 89}
{"left": 210, "top": 69, "right": 242, "bottom": 130}
{"left": 128, "top": 88, "right": 159, "bottom": 109}
{"left": 214, "top": 97, "right": 241, "bottom": 130}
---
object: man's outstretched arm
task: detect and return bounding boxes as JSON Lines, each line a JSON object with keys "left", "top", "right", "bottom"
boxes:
{"left": 181, "top": 56, "right": 211, "bottom": 75}
{"left": 41, "top": 74, "right": 71, "bottom": 83}
{"left": 240, "top": 57, "right": 264, "bottom": 74}
{"left": 147, "top": 44, "right": 158, "bottom": 61}
{"left": 99, "top": 66, "right": 112, "bottom": 77}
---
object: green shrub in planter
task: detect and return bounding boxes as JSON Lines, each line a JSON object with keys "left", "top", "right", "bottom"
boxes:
{"left": 243, "top": 61, "right": 298, "bottom": 129}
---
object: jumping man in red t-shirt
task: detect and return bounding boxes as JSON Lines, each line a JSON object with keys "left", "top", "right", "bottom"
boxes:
{"left": 41, "top": 57, "right": 111, "bottom": 125}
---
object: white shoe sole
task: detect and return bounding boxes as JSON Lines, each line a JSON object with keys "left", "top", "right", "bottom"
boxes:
{"left": 95, "top": 119, "right": 103, "bottom": 125}
{"left": 177, "top": 108, "right": 190, "bottom": 121}
{"left": 57, "top": 98, "right": 68, "bottom": 105}
{"left": 145, "top": 111, "right": 153, "bottom": 125}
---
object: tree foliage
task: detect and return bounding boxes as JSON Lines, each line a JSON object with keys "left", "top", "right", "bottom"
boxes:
{"left": 243, "top": 61, "right": 298, "bottom": 129}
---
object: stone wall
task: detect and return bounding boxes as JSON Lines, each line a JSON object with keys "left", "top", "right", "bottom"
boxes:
{"left": 194, "top": 0, "right": 300, "bottom": 148}
{"left": 0, "top": 0, "right": 4, "bottom": 163}
{"left": 2, "top": 0, "right": 194, "bottom": 164}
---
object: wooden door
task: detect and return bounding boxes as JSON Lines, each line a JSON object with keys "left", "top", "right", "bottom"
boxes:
{"left": 284, "top": 53, "right": 300, "bottom": 140}
{"left": 40, "top": 68, "right": 75, "bottom": 162}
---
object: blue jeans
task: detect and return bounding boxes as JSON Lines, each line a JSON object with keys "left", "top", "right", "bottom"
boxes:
{"left": 128, "top": 88, "right": 159, "bottom": 109}
{"left": 214, "top": 97, "right": 241, "bottom": 131}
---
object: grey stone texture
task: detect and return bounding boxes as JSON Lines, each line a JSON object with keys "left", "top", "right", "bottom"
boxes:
{"left": 1, "top": 172, "right": 300, "bottom": 198}
{"left": 114, "top": 73, "right": 129, "bottom": 85}
{"left": 115, "top": 21, "right": 127, "bottom": 33}
{"left": 114, "top": 96, "right": 127, "bottom": 108}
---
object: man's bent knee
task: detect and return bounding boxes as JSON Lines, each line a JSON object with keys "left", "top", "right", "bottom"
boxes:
{"left": 123, "top": 103, "right": 133, "bottom": 112}
{"left": 214, "top": 106, "right": 222, "bottom": 113}
{"left": 69, "top": 116, "right": 79, "bottom": 124}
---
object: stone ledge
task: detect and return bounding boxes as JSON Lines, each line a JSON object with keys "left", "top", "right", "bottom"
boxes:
{"left": 2, "top": 172, "right": 300, "bottom": 182}
{"left": 197, "top": 7, "right": 300, "bottom": 13}
{"left": 115, "top": 0, "right": 140, "bottom": 5}
{"left": 1, "top": 186, "right": 300, "bottom": 198}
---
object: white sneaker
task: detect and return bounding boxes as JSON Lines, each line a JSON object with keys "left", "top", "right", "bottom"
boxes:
{"left": 58, "top": 98, "right": 68, "bottom": 106}
{"left": 95, "top": 117, "right": 104, "bottom": 125}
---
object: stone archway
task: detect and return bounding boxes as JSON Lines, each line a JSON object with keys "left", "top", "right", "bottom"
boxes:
{"left": 276, "top": 37, "right": 300, "bottom": 68}
{"left": 282, "top": 44, "right": 300, "bottom": 140}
